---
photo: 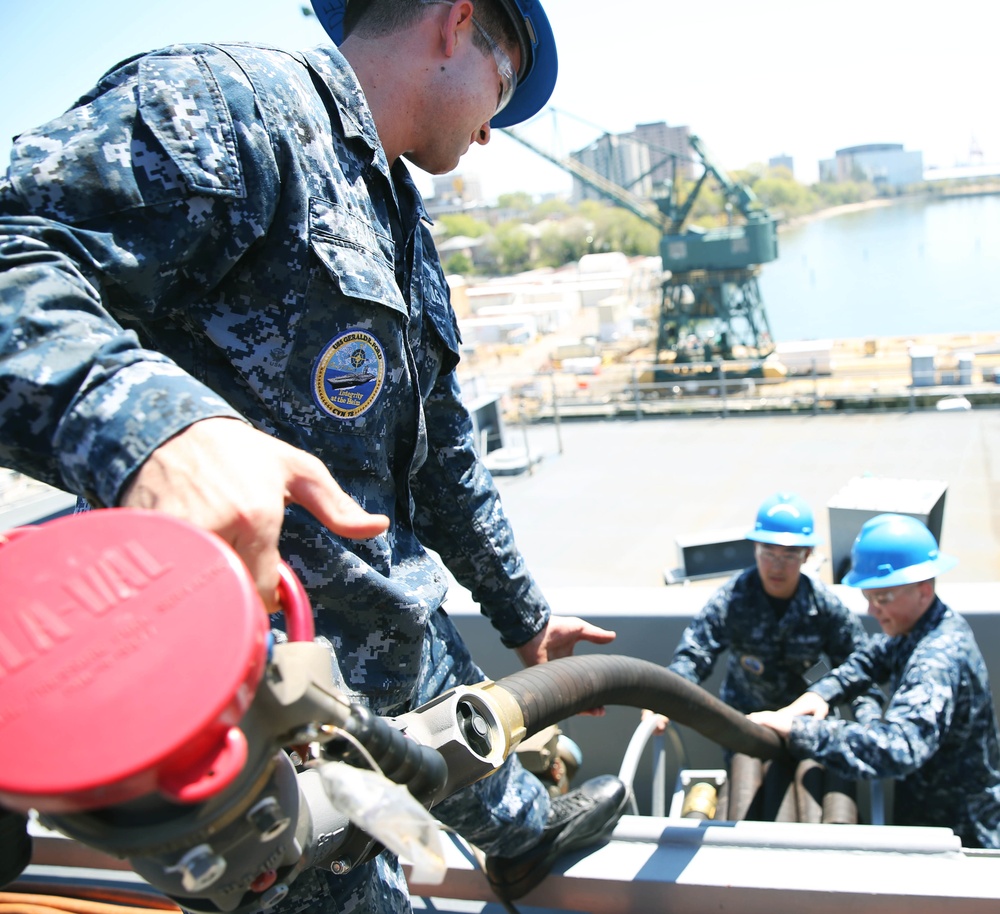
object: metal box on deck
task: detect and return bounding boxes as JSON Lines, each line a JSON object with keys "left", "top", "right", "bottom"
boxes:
{"left": 665, "top": 526, "right": 755, "bottom": 584}
{"left": 827, "top": 476, "right": 947, "bottom": 583}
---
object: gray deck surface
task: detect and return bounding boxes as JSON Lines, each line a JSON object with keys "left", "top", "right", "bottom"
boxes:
{"left": 487, "top": 408, "right": 1000, "bottom": 590}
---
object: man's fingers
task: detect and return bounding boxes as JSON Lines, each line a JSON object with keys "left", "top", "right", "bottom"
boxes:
{"left": 234, "top": 538, "right": 284, "bottom": 614}
{"left": 286, "top": 454, "right": 389, "bottom": 539}
{"left": 641, "top": 710, "right": 669, "bottom": 734}
{"left": 580, "top": 624, "right": 617, "bottom": 644}
{"left": 121, "top": 419, "right": 388, "bottom": 613}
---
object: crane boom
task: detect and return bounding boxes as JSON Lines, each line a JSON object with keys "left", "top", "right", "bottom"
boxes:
{"left": 501, "top": 128, "right": 669, "bottom": 230}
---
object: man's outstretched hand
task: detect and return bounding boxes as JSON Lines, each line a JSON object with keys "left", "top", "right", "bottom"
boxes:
{"left": 121, "top": 417, "right": 389, "bottom": 611}
{"left": 515, "top": 616, "right": 617, "bottom": 716}
{"left": 515, "top": 616, "right": 617, "bottom": 666}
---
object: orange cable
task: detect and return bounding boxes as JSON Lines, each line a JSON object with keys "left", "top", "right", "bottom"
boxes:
{"left": 0, "top": 895, "right": 180, "bottom": 914}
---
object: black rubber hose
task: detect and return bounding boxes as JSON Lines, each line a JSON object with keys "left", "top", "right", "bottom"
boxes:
{"left": 821, "top": 767, "right": 859, "bottom": 824}
{"left": 763, "top": 757, "right": 798, "bottom": 822}
{"left": 324, "top": 704, "right": 449, "bottom": 805}
{"left": 728, "top": 753, "right": 763, "bottom": 820}
{"left": 493, "top": 654, "right": 784, "bottom": 760}
{"left": 0, "top": 810, "right": 31, "bottom": 888}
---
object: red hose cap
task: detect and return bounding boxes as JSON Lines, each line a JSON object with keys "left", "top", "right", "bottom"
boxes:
{"left": 0, "top": 509, "right": 270, "bottom": 813}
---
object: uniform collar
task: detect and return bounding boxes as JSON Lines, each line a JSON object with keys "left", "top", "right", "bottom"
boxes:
{"left": 302, "top": 44, "right": 429, "bottom": 224}
{"left": 301, "top": 44, "right": 390, "bottom": 176}
{"left": 898, "top": 595, "right": 947, "bottom": 644}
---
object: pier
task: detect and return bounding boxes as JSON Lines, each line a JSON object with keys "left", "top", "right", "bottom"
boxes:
{"left": 460, "top": 331, "right": 1000, "bottom": 424}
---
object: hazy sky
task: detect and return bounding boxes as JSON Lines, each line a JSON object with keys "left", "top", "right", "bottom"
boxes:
{"left": 3, "top": 1, "right": 996, "bottom": 202}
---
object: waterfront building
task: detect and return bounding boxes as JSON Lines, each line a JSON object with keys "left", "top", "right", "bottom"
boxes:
{"left": 818, "top": 143, "right": 924, "bottom": 187}
{"left": 430, "top": 171, "right": 485, "bottom": 207}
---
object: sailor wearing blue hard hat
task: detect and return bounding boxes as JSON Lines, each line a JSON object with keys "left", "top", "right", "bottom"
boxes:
{"left": 643, "top": 492, "right": 882, "bottom": 736}
{"left": 844, "top": 513, "right": 958, "bottom": 637}
{"left": 745, "top": 491, "right": 821, "bottom": 600}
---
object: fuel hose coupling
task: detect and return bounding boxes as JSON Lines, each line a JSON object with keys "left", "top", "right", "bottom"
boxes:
{"left": 682, "top": 782, "right": 719, "bottom": 820}
{"left": 392, "top": 680, "right": 526, "bottom": 799}
{"left": 0, "top": 508, "right": 349, "bottom": 912}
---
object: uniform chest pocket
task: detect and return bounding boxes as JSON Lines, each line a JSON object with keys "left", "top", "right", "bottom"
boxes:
{"left": 308, "top": 197, "right": 404, "bottom": 313}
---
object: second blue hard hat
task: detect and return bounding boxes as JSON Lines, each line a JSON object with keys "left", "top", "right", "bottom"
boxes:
{"left": 843, "top": 513, "right": 957, "bottom": 588}
{"left": 746, "top": 492, "right": 821, "bottom": 547}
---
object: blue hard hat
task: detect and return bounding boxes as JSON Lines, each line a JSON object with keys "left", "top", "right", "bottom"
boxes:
{"left": 746, "top": 492, "right": 821, "bottom": 547}
{"left": 310, "top": 0, "right": 557, "bottom": 129}
{"left": 843, "top": 513, "right": 957, "bottom": 589}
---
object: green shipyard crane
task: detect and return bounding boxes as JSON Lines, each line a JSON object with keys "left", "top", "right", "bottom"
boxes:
{"left": 502, "top": 127, "right": 779, "bottom": 365}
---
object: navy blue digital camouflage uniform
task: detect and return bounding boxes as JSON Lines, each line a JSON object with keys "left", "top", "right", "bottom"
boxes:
{"left": 669, "top": 566, "right": 883, "bottom": 721}
{"left": 790, "top": 597, "right": 1000, "bottom": 848}
{"left": 0, "top": 42, "right": 550, "bottom": 912}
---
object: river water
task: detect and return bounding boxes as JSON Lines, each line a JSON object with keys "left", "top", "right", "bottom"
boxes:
{"left": 757, "top": 194, "right": 1000, "bottom": 343}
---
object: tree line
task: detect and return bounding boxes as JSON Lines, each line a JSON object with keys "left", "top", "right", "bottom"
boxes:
{"left": 433, "top": 165, "right": 985, "bottom": 277}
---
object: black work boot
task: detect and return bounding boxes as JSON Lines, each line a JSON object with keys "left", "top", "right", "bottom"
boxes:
{"left": 485, "top": 774, "right": 628, "bottom": 901}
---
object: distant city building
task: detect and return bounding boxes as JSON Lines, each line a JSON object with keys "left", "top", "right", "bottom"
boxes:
{"left": 768, "top": 154, "right": 794, "bottom": 176}
{"left": 818, "top": 143, "right": 923, "bottom": 187}
{"left": 631, "top": 121, "right": 695, "bottom": 184}
{"left": 572, "top": 133, "right": 651, "bottom": 203}
{"left": 432, "top": 172, "right": 484, "bottom": 205}
{"left": 570, "top": 121, "right": 693, "bottom": 203}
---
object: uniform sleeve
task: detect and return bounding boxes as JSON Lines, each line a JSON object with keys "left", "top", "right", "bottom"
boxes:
{"left": 819, "top": 591, "right": 885, "bottom": 725}
{"left": 808, "top": 639, "right": 886, "bottom": 706}
{"left": 410, "top": 369, "right": 549, "bottom": 648}
{"left": 667, "top": 582, "right": 733, "bottom": 684}
{"left": 0, "top": 48, "right": 275, "bottom": 505}
{"left": 790, "top": 640, "right": 956, "bottom": 780}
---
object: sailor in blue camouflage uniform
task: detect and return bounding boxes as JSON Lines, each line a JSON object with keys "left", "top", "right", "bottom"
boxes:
{"left": 645, "top": 493, "right": 882, "bottom": 731}
{"left": 0, "top": 0, "right": 628, "bottom": 909}
{"left": 751, "top": 514, "right": 1000, "bottom": 848}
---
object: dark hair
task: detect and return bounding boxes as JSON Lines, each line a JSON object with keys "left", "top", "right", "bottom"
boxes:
{"left": 345, "top": 0, "right": 518, "bottom": 64}
{"left": 343, "top": 0, "right": 424, "bottom": 38}
{"left": 468, "top": 0, "right": 519, "bottom": 58}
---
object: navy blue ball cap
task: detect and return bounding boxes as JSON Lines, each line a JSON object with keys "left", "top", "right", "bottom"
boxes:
{"left": 309, "top": 0, "right": 557, "bottom": 129}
